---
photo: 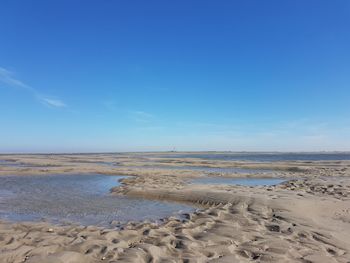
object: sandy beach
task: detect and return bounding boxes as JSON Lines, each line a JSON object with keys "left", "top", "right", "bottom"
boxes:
{"left": 0, "top": 153, "right": 350, "bottom": 262}
{"left": 3, "top": 0, "right": 350, "bottom": 261}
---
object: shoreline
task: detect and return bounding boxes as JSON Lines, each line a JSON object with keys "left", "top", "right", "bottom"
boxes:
{"left": 0, "top": 154, "right": 350, "bottom": 262}
{"left": 1, "top": 153, "right": 350, "bottom": 178}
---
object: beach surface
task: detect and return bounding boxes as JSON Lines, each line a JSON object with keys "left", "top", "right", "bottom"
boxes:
{"left": 0, "top": 153, "right": 350, "bottom": 262}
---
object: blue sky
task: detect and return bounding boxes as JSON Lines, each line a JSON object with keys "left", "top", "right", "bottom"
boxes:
{"left": 0, "top": 1, "right": 350, "bottom": 152}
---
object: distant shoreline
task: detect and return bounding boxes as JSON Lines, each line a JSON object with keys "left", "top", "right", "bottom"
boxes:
{"left": 1, "top": 150, "right": 350, "bottom": 155}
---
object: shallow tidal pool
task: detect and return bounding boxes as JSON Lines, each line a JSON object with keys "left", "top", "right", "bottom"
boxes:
{"left": 0, "top": 174, "right": 194, "bottom": 227}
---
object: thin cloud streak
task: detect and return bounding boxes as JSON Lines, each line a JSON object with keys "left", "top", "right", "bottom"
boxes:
{"left": 0, "top": 67, "right": 67, "bottom": 109}
{"left": 39, "top": 97, "right": 67, "bottom": 108}
{"left": 0, "top": 67, "right": 32, "bottom": 90}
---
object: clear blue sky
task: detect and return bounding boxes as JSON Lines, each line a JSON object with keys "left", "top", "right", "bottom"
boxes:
{"left": 1, "top": 1, "right": 349, "bottom": 153}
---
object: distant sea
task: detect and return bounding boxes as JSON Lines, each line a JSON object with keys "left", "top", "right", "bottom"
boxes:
{"left": 152, "top": 152, "right": 350, "bottom": 162}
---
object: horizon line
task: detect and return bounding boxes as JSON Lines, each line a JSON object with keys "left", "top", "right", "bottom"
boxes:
{"left": 1, "top": 150, "right": 350, "bottom": 155}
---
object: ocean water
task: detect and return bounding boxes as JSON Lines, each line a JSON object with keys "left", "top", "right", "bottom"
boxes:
{"left": 0, "top": 174, "right": 194, "bottom": 227}
{"left": 149, "top": 152, "right": 350, "bottom": 162}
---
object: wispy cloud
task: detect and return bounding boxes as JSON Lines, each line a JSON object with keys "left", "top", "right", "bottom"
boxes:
{"left": 0, "top": 67, "right": 67, "bottom": 109}
{"left": 40, "top": 97, "right": 67, "bottom": 108}
{"left": 0, "top": 67, "right": 33, "bottom": 91}
{"left": 130, "top": 110, "right": 155, "bottom": 123}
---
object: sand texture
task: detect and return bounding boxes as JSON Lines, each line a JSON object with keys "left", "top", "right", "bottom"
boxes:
{"left": 0, "top": 153, "right": 350, "bottom": 262}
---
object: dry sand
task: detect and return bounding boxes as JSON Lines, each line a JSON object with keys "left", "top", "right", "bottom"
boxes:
{"left": 0, "top": 153, "right": 350, "bottom": 262}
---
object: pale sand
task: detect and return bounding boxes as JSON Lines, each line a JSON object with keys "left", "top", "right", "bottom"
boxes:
{"left": 0, "top": 153, "right": 350, "bottom": 262}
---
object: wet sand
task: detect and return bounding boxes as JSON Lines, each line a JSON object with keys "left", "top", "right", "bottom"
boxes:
{"left": 0, "top": 153, "right": 350, "bottom": 262}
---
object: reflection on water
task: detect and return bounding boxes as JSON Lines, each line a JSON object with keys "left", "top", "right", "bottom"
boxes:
{"left": 192, "top": 177, "right": 285, "bottom": 186}
{"left": 0, "top": 174, "right": 194, "bottom": 226}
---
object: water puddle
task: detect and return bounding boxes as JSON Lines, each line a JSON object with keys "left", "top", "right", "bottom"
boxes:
{"left": 192, "top": 177, "right": 285, "bottom": 186}
{"left": 0, "top": 174, "right": 194, "bottom": 227}
{"left": 0, "top": 159, "right": 25, "bottom": 167}
{"left": 134, "top": 165, "right": 269, "bottom": 174}
{"left": 0, "top": 159, "right": 54, "bottom": 168}
{"left": 180, "top": 166, "right": 270, "bottom": 174}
